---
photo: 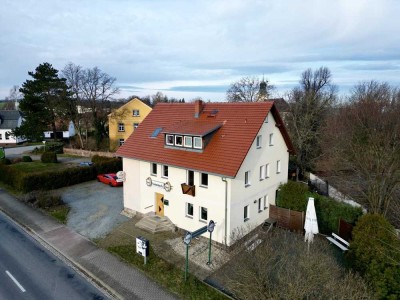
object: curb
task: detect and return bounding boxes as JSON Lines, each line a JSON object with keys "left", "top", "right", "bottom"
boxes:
{"left": 0, "top": 206, "right": 123, "bottom": 300}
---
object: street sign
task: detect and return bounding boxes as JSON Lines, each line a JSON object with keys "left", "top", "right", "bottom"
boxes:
{"left": 136, "top": 236, "right": 149, "bottom": 257}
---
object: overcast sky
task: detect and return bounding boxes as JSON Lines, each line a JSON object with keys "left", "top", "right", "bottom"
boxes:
{"left": 1, "top": 0, "right": 399, "bottom": 101}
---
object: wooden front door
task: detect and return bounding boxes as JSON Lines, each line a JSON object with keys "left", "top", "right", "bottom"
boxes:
{"left": 155, "top": 193, "right": 164, "bottom": 216}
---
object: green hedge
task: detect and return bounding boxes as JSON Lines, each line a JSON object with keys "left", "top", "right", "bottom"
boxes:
{"left": 277, "top": 181, "right": 363, "bottom": 235}
{"left": 348, "top": 214, "right": 400, "bottom": 299}
{"left": 22, "top": 156, "right": 33, "bottom": 162}
{"left": 0, "top": 158, "right": 122, "bottom": 193}
{"left": 41, "top": 151, "right": 58, "bottom": 163}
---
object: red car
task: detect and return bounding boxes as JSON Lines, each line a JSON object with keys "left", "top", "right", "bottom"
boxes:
{"left": 97, "top": 173, "right": 123, "bottom": 187}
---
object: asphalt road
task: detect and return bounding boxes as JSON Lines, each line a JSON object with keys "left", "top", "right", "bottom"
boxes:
{"left": 3, "top": 145, "right": 38, "bottom": 159}
{"left": 0, "top": 211, "right": 109, "bottom": 300}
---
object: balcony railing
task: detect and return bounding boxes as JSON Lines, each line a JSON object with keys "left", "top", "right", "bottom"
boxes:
{"left": 181, "top": 183, "right": 195, "bottom": 197}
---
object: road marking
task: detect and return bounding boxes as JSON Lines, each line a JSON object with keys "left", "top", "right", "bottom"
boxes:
{"left": 5, "top": 270, "right": 26, "bottom": 293}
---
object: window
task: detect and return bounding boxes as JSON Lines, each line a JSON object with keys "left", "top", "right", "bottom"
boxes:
{"left": 244, "top": 205, "right": 249, "bottom": 222}
{"left": 118, "top": 123, "right": 125, "bottom": 132}
{"left": 200, "top": 173, "right": 208, "bottom": 187}
{"left": 276, "top": 160, "right": 281, "bottom": 174}
{"left": 0, "top": 133, "right": 2, "bottom": 140}
{"left": 133, "top": 123, "right": 139, "bottom": 129}
{"left": 162, "top": 165, "right": 168, "bottom": 178}
{"left": 265, "top": 115, "right": 269, "bottom": 123}
{"left": 193, "top": 137, "right": 202, "bottom": 149}
{"left": 245, "top": 171, "right": 251, "bottom": 187}
{"left": 259, "top": 165, "right": 265, "bottom": 181}
{"left": 151, "top": 163, "right": 157, "bottom": 176}
{"left": 269, "top": 133, "right": 274, "bottom": 146}
{"left": 256, "top": 135, "right": 262, "bottom": 148}
{"left": 166, "top": 134, "right": 174, "bottom": 145}
{"left": 119, "top": 139, "right": 124, "bottom": 146}
{"left": 184, "top": 136, "right": 192, "bottom": 148}
{"left": 200, "top": 207, "right": 208, "bottom": 222}
{"left": 264, "top": 195, "right": 268, "bottom": 209}
{"left": 265, "top": 164, "right": 270, "bottom": 179}
{"left": 133, "top": 109, "right": 140, "bottom": 116}
{"left": 5, "top": 132, "right": 10, "bottom": 140}
{"left": 187, "top": 170, "right": 194, "bottom": 186}
{"left": 175, "top": 135, "right": 183, "bottom": 146}
{"left": 258, "top": 198, "right": 262, "bottom": 212}
{"left": 186, "top": 203, "right": 193, "bottom": 217}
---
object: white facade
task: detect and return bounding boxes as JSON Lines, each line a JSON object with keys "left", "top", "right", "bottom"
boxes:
{"left": 43, "top": 121, "right": 76, "bottom": 138}
{"left": 122, "top": 112, "right": 289, "bottom": 246}
{"left": 0, "top": 117, "right": 26, "bottom": 144}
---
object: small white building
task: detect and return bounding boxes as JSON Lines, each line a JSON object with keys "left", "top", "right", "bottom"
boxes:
{"left": 43, "top": 121, "right": 76, "bottom": 139}
{"left": 0, "top": 110, "right": 27, "bottom": 144}
{"left": 117, "top": 100, "right": 294, "bottom": 246}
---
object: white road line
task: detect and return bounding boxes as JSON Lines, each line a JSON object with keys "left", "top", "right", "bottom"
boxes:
{"left": 5, "top": 270, "right": 26, "bottom": 293}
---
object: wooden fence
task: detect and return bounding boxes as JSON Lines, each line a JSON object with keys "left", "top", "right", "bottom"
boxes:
{"left": 269, "top": 205, "right": 304, "bottom": 232}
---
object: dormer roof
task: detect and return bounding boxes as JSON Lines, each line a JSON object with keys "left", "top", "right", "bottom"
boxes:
{"left": 117, "top": 101, "right": 294, "bottom": 178}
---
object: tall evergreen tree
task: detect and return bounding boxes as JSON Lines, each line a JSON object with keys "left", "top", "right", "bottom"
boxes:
{"left": 17, "top": 63, "right": 70, "bottom": 141}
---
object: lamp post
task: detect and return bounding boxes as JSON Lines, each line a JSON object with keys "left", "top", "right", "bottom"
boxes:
{"left": 207, "top": 220, "right": 215, "bottom": 265}
{"left": 42, "top": 141, "right": 46, "bottom": 152}
{"left": 183, "top": 232, "right": 192, "bottom": 281}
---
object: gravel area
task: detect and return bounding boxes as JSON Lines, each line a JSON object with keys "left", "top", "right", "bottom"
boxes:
{"left": 58, "top": 181, "right": 128, "bottom": 240}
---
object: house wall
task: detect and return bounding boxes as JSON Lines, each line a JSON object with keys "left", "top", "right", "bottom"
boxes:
{"left": 229, "top": 112, "right": 289, "bottom": 244}
{"left": 0, "top": 117, "right": 27, "bottom": 144}
{"left": 123, "top": 158, "right": 230, "bottom": 244}
{"left": 109, "top": 99, "right": 152, "bottom": 150}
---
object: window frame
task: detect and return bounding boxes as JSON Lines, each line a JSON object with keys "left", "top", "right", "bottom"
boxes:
{"left": 187, "top": 170, "right": 194, "bottom": 186}
{"left": 162, "top": 165, "right": 168, "bottom": 178}
{"left": 259, "top": 165, "right": 265, "bottom": 181}
{"left": 151, "top": 163, "right": 157, "bottom": 176}
{"left": 166, "top": 134, "right": 174, "bottom": 146}
{"left": 276, "top": 160, "right": 281, "bottom": 174}
{"left": 119, "top": 138, "right": 125, "bottom": 146}
{"left": 244, "top": 205, "right": 249, "bottom": 222}
{"left": 193, "top": 137, "right": 202, "bottom": 149}
{"left": 258, "top": 198, "right": 262, "bottom": 212}
{"left": 200, "top": 206, "right": 208, "bottom": 222}
{"left": 265, "top": 164, "right": 270, "bottom": 179}
{"left": 245, "top": 171, "right": 251, "bottom": 187}
{"left": 184, "top": 136, "right": 193, "bottom": 148}
{"left": 269, "top": 133, "right": 274, "bottom": 146}
{"left": 256, "top": 135, "right": 262, "bottom": 148}
{"left": 133, "top": 109, "right": 140, "bottom": 117}
{"left": 118, "top": 123, "right": 125, "bottom": 132}
{"left": 264, "top": 195, "right": 268, "bottom": 209}
{"left": 175, "top": 135, "right": 183, "bottom": 147}
{"left": 200, "top": 173, "right": 208, "bottom": 187}
{"left": 133, "top": 123, "right": 139, "bottom": 129}
{"left": 186, "top": 202, "right": 194, "bottom": 218}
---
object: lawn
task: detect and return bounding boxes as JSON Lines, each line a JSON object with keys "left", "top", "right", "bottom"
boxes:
{"left": 9, "top": 161, "right": 67, "bottom": 173}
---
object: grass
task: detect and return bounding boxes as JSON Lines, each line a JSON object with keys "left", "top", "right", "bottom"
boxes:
{"left": 46, "top": 205, "right": 70, "bottom": 223}
{"left": 108, "top": 245, "right": 227, "bottom": 300}
{"left": 9, "top": 161, "right": 67, "bottom": 173}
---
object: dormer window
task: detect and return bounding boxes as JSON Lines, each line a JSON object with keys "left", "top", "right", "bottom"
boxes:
{"left": 193, "top": 137, "right": 202, "bottom": 149}
{"left": 184, "top": 136, "right": 192, "bottom": 147}
{"left": 175, "top": 135, "right": 183, "bottom": 146}
{"left": 166, "top": 134, "right": 174, "bottom": 145}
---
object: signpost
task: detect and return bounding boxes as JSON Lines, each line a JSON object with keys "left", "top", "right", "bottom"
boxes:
{"left": 183, "top": 220, "right": 216, "bottom": 281}
{"left": 136, "top": 236, "right": 149, "bottom": 265}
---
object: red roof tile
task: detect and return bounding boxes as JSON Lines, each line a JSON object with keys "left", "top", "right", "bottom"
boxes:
{"left": 117, "top": 101, "right": 294, "bottom": 178}
{"left": 163, "top": 120, "right": 222, "bottom": 136}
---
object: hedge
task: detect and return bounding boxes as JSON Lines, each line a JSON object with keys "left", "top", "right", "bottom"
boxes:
{"left": 41, "top": 151, "right": 58, "bottom": 163}
{"left": 0, "top": 157, "right": 123, "bottom": 193}
{"left": 277, "top": 181, "right": 363, "bottom": 235}
{"left": 348, "top": 214, "right": 400, "bottom": 299}
{"left": 22, "top": 156, "right": 33, "bottom": 162}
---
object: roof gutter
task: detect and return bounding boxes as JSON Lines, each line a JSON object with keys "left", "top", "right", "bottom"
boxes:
{"left": 222, "top": 177, "right": 228, "bottom": 246}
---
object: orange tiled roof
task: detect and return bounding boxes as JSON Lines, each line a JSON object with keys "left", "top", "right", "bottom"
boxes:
{"left": 162, "top": 120, "right": 222, "bottom": 136}
{"left": 117, "top": 101, "right": 294, "bottom": 178}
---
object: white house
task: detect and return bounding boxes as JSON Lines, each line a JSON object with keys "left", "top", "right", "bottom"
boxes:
{"left": 0, "top": 110, "right": 27, "bottom": 144}
{"left": 43, "top": 121, "right": 76, "bottom": 139}
{"left": 117, "top": 100, "right": 294, "bottom": 246}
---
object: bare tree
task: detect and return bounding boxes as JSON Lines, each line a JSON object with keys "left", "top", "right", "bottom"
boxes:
{"left": 322, "top": 81, "right": 400, "bottom": 223}
{"left": 3, "top": 85, "right": 22, "bottom": 110}
{"left": 226, "top": 76, "right": 274, "bottom": 102}
{"left": 286, "top": 67, "right": 337, "bottom": 179}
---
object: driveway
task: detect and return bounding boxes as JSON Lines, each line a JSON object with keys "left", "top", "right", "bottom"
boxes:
{"left": 58, "top": 181, "right": 128, "bottom": 240}
{"left": 4, "top": 145, "right": 37, "bottom": 158}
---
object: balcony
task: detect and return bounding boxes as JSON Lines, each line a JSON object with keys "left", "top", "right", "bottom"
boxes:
{"left": 181, "top": 183, "right": 195, "bottom": 197}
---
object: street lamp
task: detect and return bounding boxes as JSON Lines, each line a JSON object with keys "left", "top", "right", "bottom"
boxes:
{"left": 183, "top": 232, "right": 192, "bottom": 281}
{"left": 207, "top": 220, "right": 215, "bottom": 265}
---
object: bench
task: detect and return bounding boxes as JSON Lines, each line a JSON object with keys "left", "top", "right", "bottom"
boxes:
{"left": 326, "top": 232, "right": 350, "bottom": 252}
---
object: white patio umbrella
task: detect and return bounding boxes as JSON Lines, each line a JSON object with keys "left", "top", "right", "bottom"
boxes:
{"left": 304, "top": 197, "right": 319, "bottom": 251}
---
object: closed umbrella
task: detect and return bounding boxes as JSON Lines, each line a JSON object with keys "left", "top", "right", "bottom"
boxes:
{"left": 304, "top": 197, "right": 319, "bottom": 251}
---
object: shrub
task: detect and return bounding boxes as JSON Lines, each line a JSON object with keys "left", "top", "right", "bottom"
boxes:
{"left": 41, "top": 151, "right": 58, "bottom": 163}
{"left": 91, "top": 155, "right": 113, "bottom": 164}
{"left": 22, "top": 156, "right": 33, "bottom": 162}
{"left": 277, "top": 181, "right": 363, "bottom": 234}
{"left": 19, "top": 191, "right": 64, "bottom": 208}
{"left": 0, "top": 158, "right": 12, "bottom": 165}
{"left": 46, "top": 142, "right": 64, "bottom": 154}
{"left": 12, "top": 157, "right": 23, "bottom": 164}
{"left": 31, "top": 146, "right": 44, "bottom": 154}
{"left": 94, "top": 158, "right": 122, "bottom": 174}
{"left": 348, "top": 214, "right": 400, "bottom": 299}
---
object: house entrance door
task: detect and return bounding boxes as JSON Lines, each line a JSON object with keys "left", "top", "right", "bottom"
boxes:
{"left": 155, "top": 192, "right": 164, "bottom": 216}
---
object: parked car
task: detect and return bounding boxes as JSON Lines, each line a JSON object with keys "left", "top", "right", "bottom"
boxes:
{"left": 97, "top": 173, "right": 123, "bottom": 187}
{"left": 79, "top": 161, "right": 94, "bottom": 166}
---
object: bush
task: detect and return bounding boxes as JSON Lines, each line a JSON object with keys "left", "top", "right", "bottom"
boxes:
{"left": 0, "top": 158, "right": 12, "bottom": 165}
{"left": 94, "top": 158, "right": 122, "bottom": 174}
{"left": 348, "top": 214, "right": 400, "bottom": 299}
{"left": 41, "top": 151, "right": 58, "bottom": 163}
{"left": 277, "top": 181, "right": 363, "bottom": 234}
{"left": 22, "top": 156, "right": 33, "bottom": 162}
{"left": 46, "top": 142, "right": 64, "bottom": 154}
{"left": 91, "top": 155, "right": 113, "bottom": 164}
{"left": 12, "top": 157, "right": 23, "bottom": 164}
{"left": 19, "top": 191, "right": 64, "bottom": 209}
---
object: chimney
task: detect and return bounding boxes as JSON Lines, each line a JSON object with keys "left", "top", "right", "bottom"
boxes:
{"left": 194, "top": 100, "right": 203, "bottom": 118}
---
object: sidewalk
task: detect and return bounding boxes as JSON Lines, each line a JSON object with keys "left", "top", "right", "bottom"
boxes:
{"left": 0, "top": 189, "right": 178, "bottom": 300}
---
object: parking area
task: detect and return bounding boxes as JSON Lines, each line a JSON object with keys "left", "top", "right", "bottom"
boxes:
{"left": 57, "top": 181, "right": 128, "bottom": 240}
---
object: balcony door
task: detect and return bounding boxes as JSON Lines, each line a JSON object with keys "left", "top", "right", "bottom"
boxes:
{"left": 187, "top": 170, "right": 194, "bottom": 186}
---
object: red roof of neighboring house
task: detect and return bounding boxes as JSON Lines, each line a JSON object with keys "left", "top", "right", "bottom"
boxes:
{"left": 117, "top": 101, "right": 294, "bottom": 178}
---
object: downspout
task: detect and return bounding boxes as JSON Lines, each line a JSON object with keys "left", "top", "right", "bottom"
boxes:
{"left": 222, "top": 177, "right": 228, "bottom": 246}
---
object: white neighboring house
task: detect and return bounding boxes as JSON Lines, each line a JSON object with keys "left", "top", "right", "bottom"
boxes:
{"left": 0, "top": 110, "right": 27, "bottom": 144}
{"left": 43, "top": 121, "right": 76, "bottom": 139}
{"left": 117, "top": 100, "right": 294, "bottom": 246}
